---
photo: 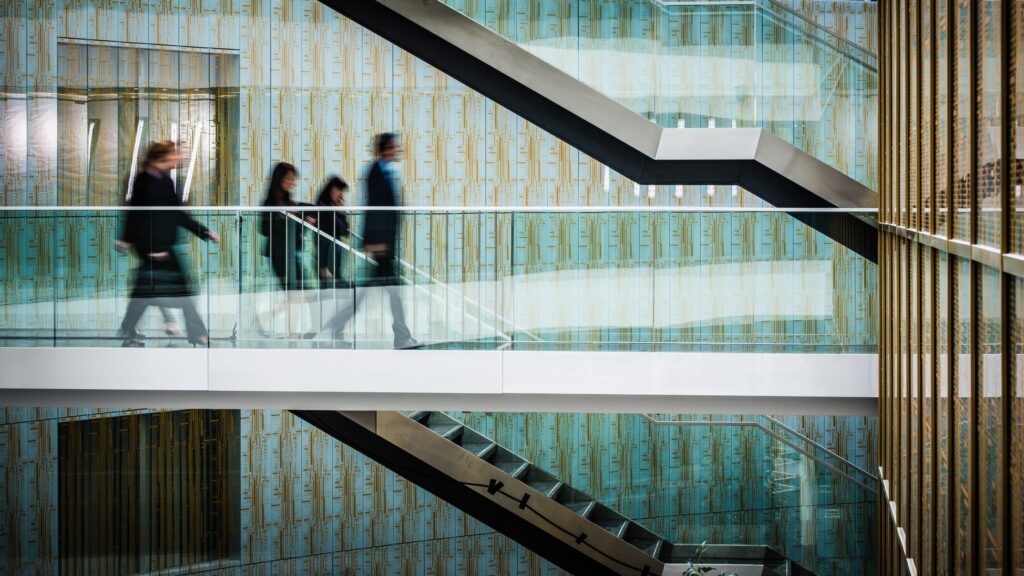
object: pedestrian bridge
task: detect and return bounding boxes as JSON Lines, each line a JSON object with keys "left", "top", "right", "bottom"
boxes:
{"left": 0, "top": 207, "right": 877, "bottom": 414}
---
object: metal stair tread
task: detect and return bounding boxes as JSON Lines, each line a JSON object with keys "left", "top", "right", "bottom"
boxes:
{"left": 428, "top": 423, "right": 462, "bottom": 438}
{"left": 595, "top": 518, "right": 629, "bottom": 538}
{"left": 461, "top": 441, "right": 496, "bottom": 458}
{"left": 526, "top": 480, "right": 562, "bottom": 498}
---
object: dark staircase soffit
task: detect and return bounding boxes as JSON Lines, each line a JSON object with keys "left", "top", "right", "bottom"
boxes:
{"left": 293, "top": 410, "right": 821, "bottom": 576}
{"left": 292, "top": 410, "right": 655, "bottom": 576}
{"left": 317, "top": 0, "right": 878, "bottom": 262}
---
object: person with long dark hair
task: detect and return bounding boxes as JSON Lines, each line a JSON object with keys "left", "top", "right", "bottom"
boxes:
{"left": 261, "top": 162, "right": 305, "bottom": 291}
{"left": 116, "top": 140, "right": 220, "bottom": 347}
{"left": 313, "top": 176, "right": 350, "bottom": 286}
{"left": 258, "top": 162, "right": 310, "bottom": 337}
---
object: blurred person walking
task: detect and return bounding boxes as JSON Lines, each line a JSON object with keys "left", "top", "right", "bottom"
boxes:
{"left": 321, "top": 134, "right": 420, "bottom": 349}
{"left": 313, "top": 176, "right": 351, "bottom": 287}
{"left": 258, "top": 162, "right": 311, "bottom": 338}
{"left": 116, "top": 140, "right": 220, "bottom": 347}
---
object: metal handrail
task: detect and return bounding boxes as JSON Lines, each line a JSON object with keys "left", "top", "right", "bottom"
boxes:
{"left": 760, "top": 415, "right": 877, "bottom": 480}
{"left": 638, "top": 413, "right": 878, "bottom": 494}
{"left": 650, "top": 0, "right": 877, "bottom": 71}
{"left": 0, "top": 205, "right": 880, "bottom": 213}
{"left": 285, "top": 212, "right": 544, "bottom": 343}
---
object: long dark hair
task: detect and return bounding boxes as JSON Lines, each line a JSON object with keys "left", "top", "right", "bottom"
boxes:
{"left": 264, "top": 162, "right": 297, "bottom": 206}
{"left": 316, "top": 176, "right": 348, "bottom": 206}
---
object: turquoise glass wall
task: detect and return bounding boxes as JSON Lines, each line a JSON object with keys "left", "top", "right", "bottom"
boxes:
{"left": 0, "top": 0, "right": 879, "bottom": 349}
{"left": 441, "top": 0, "right": 878, "bottom": 190}
{"left": 0, "top": 208, "right": 876, "bottom": 350}
{"left": 1, "top": 0, "right": 875, "bottom": 208}
{"left": 0, "top": 407, "right": 878, "bottom": 575}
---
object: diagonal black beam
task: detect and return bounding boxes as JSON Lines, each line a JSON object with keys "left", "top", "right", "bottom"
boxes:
{"left": 318, "top": 0, "right": 878, "bottom": 262}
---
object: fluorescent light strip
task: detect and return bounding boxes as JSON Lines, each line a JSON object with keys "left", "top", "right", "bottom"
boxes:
{"left": 170, "top": 122, "right": 178, "bottom": 186}
{"left": 125, "top": 119, "right": 145, "bottom": 201}
{"left": 675, "top": 119, "right": 684, "bottom": 198}
{"left": 182, "top": 124, "right": 201, "bottom": 202}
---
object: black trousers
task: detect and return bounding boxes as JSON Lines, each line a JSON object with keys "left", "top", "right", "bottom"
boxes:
{"left": 120, "top": 296, "right": 207, "bottom": 342}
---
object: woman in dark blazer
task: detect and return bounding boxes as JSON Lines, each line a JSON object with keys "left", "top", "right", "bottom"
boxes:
{"left": 313, "top": 176, "right": 351, "bottom": 288}
{"left": 260, "top": 162, "right": 306, "bottom": 291}
{"left": 117, "top": 140, "right": 220, "bottom": 346}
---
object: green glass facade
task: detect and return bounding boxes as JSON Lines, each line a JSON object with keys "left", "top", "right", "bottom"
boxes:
{"left": 0, "top": 408, "right": 878, "bottom": 575}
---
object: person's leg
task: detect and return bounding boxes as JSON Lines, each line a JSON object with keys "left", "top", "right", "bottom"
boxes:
{"left": 377, "top": 249, "right": 414, "bottom": 345}
{"left": 118, "top": 297, "right": 148, "bottom": 339}
{"left": 323, "top": 286, "right": 362, "bottom": 336}
{"left": 179, "top": 297, "right": 209, "bottom": 344}
{"left": 387, "top": 284, "right": 412, "bottom": 343}
{"left": 159, "top": 306, "right": 182, "bottom": 335}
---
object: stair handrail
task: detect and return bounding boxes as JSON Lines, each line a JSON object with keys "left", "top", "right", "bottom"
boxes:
{"left": 650, "top": 0, "right": 877, "bottom": 71}
{"left": 638, "top": 413, "right": 878, "bottom": 493}
{"left": 285, "top": 211, "right": 545, "bottom": 343}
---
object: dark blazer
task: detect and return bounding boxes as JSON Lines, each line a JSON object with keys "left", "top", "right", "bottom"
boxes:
{"left": 314, "top": 200, "right": 350, "bottom": 271}
{"left": 259, "top": 202, "right": 306, "bottom": 258}
{"left": 119, "top": 170, "right": 209, "bottom": 298}
{"left": 363, "top": 160, "right": 399, "bottom": 248}
{"left": 121, "top": 171, "right": 209, "bottom": 256}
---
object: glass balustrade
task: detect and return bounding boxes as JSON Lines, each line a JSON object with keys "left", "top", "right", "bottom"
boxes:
{"left": 441, "top": 0, "right": 878, "bottom": 190}
{"left": 449, "top": 410, "right": 878, "bottom": 575}
{"left": 0, "top": 207, "right": 876, "bottom": 351}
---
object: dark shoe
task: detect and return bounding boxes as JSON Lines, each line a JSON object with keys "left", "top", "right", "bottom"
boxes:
{"left": 394, "top": 337, "right": 423, "bottom": 350}
{"left": 118, "top": 326, "right": 145, "bottom": 340}
{"left": 188, "top": 336, "right": 210, "bottom": 347}
{"left": 121, "top": 338, "right": 145, "bottom": 348}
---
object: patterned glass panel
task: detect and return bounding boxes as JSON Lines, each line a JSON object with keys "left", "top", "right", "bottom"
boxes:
{"left": 936, "top": 251, "right": 951, "bottom": 575}
{"left": 952, "top": 0, "right": 972, "bottom": 240}
{"left": 910, "top": 242, "right": 920, "bottom": 557}
{"left": 1012, "top": 276, "right": 1024, "bottom": 573}
{"left": 921, "top": 0, "right": 933, "bottom": 232}
{"left": 977, "top": 265, "right": 1003, "bottom": 571}
{"left": 920, "top": 246, "right": 933, "bottom": 575}
{"left": 976, "top": 0, "right": 1002, "bottom": 248}
{"left": 909, "top": 0, "right": 920, "bottom": 230}
{"left": 935, "top": 0, "right": 950, "bottom": 236}
{"left": 952, "top": 256, "right": 972, "bottom": 573}
{"left": 1012, "top": 0, "right": 1024, "bottom": 253}
{"left": 901, "top": 240, "right": 911, "bottom": 524}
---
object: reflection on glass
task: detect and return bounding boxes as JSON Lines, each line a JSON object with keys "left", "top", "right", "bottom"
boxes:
{"left": 441, "top": 0, "right": 877, "bottom": 193}
{"left": 920, "top": 0, "right": 933, "bottom": 232}
{"left": 909, "top": 243, "right": 920, "bottom": 559}
{"left": 976, "top": 0, "right": 1002, "bottom": 248}
{"left": 920, "top": 247, "right": 933, "bottom": 574}
{"left": 1013, "top": 0, "right": 1024, "bottom": 253}
{"left": 450, "top": 411, "right": 878, "bottom": 575}
{"left": 936, "top": 251, "right": 951, "bottom": 574}
{"left": 953, "top": 256, "right": 972, "bottom": 573}
{"left": 935, "top": 0, "right": 950, "bottom": 237}
{"left": 952, "top": 0, "right": 972, "bottom": 240}
{"left": 56, "top": 40, "right": 240, "bottom": 207}
{"left": 1012, "top": 276, "right": 1024, "bottom": 573}
{"left": 978, "top": 266, "right": 1002, "bottom": 571}
{"left": 0, "top": 209, "right": 878, "bottom": 352}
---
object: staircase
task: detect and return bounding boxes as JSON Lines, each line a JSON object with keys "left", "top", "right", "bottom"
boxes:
{"left": 314, "top": 0, "right": 878, "bottom": 262}
{"left": 293, "top": 410, "right": 816, "bottom": 576}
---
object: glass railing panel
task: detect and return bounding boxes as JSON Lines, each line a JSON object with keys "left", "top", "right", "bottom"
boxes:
{"left": 450, "top": 411, "right": 878, "bottom": 574}
{"left": 440, "top": 0, "right": 878, "bottom": 190}
{"left": 0, "top": 207, "right": 876, "bottom": 351}
{"left": 0, "top": 210, "right": 57, "bottom": 345}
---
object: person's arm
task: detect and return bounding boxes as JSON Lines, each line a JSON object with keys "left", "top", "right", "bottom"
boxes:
{"left": 177, "top": 209, "right": 219, "bottom": 242}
